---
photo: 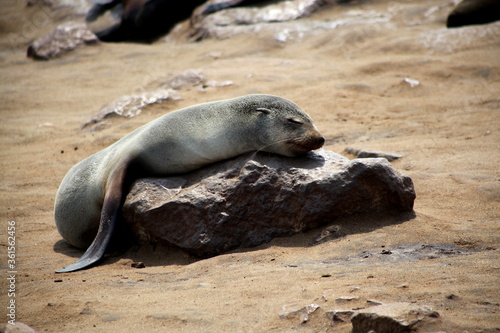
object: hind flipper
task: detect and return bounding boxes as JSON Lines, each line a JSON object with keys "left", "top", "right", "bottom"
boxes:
{"left": 55, "top": 212, "right": 116, "bottom": 273}
{"left": 56, "top": 165, "right": 127, "bottom": 273}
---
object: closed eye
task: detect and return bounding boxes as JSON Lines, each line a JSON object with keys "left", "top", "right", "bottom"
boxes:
{"left": 287, "top": 117, "right": 303, "bottom": 125}
{"left": 256, "top": 108, "right": 272, "bottom": 114}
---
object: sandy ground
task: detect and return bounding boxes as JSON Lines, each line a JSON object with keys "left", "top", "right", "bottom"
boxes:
{"left": 0, "top": 0, "right": 499, "bottom": 332}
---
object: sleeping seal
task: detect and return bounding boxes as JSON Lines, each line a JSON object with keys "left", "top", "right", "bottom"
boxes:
{"left": 55, "top": 94, "right": 325, "bottom": 272}
{"left": 86, "top": 0, "right": 206, "bottom": 43}
{"left": 447, "top": 0, "right": 500, "bottom": 28}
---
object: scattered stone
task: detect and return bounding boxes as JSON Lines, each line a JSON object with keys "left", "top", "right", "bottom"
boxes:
{"left": 131, "top": 262, "right": 145, "bottom": 269}
{"left": 366, "top": 299, "right": 384, "bottom": 306}
{"left": 279, "top": 303, "right": 320, "bottom": 323}
{"left": 27, "top": 22, "right": 99, "bottom": 60}
{"left": 38, "top": 122, "right": 54, "bottom": 127}
{"left": 101, "top": 314, "right": 121, "bottom": 322}
{"left": 446, "top": 294, "right": 459, "bottom": 300}
{"left": 311, "top": 225, "right": 345, "bottom": 245}
{"left": 118, "top": 259, "right": 134, "bottom": 266}
{"left": 323, "top": 243, "right": 470, "bottom": 266}
{"left": 344, "top": 147, "right": 402, "bottom": 162}
{"left": 0, "top": 322, "right": 37, "bottom": 333}
{"left": 54, "top": 279, "right": 63, "bottom": 283}
{"left": 314, "top": 295, "right": 328, "bottom": 303}
{"left": 325, "top": 309, "right": 356, "bottom": 325}
{"left": 203, "top": 80, "right": 234, "bottom": 88}
{"left": 351, "top": 302, "right": 439, "bottom": 333}
{"left": 336, "top": 296, "right": 359, "bottom": 303}
{"left": 402, "top": 77, "right": 420, "bottom": 88}
{"left": 81, "top": 89, "right": 181, "bottom": 131}
{"left": 79, "top": 306, "right": 93, "bottom": 315}
{"left": 123, "top": 149, "right": 415, "bottom": 258}
{"left": 159, "top": 70, "right": 234, "bottom": 92}
{"left": 190, "top": 0, "right": 337, "bottom": 40}
{"left": 160, "top": 69, "right": 206, "bottom": 89}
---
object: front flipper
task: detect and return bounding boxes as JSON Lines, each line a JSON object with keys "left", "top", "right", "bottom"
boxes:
{"left": 56, "top": 165, "right": 128, "bottom": 273}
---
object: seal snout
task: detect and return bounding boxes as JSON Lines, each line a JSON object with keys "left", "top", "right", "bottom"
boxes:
{"left": 305, "top": 135, "right": 325, "bottom": 150}
{"left": 288, "top": 134, "right": 325, "bottom": 154}
{"left": 314, "top": 136, "right": 326, "bottom": 149}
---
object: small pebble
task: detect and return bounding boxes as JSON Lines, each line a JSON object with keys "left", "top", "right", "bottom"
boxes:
{"left": 131, "top": 262, "right": 145, "bottom": 269}
{"left": 366, "top": 299, "right": 384, "bottom": 305}
{"left": 350, "top": 286, "right": 361, "bottom": 293}
{"left": 336, "top": 296, "right": 358, "bottom": 303}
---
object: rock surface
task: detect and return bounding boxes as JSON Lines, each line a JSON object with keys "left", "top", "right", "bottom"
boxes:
{"left": 81, "top": 89, "right": 181, "bottom": 131}
{"left": 189, "top": 0, "right": 339, "bottom": 40}
{"left": 279, "top": 303, "right": 320, "bottom": 323}
{"left": 281, "top": 300, "right": 439, "bottom": 331}
{"left": 351, "top": 302, "right": 440, "bottom": 333}
{"left": 27, "top": 21, "right": 99, "bottom": 60}
{"left": 344, "top": 146, "right": 402, "bottom": 161}
{"left": 123, "top": 149, "right": 415, "bottom": 257}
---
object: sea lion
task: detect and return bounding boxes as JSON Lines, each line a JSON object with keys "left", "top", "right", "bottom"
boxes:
{"left": 447, "top": 0, "right": 500, "bottom": 28}
{"left": 87, "top": 0, "right": 206, "bottom": 43}
{"left": 55, "top": 94, "right": 325, "bottom": 272}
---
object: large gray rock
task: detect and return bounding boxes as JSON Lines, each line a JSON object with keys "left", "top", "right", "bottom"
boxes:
{"left": 122, "top": 149, "right": 415, "bottom": 257}
{"left": 27, "top": 22, "right": 99, "bottom": 60}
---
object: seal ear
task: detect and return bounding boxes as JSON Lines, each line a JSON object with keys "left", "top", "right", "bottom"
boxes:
{"left": 256, "top": 107, "right": 272, "bottom": 114}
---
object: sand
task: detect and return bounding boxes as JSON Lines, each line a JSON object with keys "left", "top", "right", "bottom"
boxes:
{"left": 0, "top": 0, "right": 499, "bottom": 331}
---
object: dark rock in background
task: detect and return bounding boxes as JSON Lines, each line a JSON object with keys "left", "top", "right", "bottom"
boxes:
{"left": 123, "top": 149, "right": 415, "bottom": 257}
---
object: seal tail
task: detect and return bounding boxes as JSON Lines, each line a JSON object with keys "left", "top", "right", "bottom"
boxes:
{"left": 56, "top": 164, "right": 128, "bottom": 273}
